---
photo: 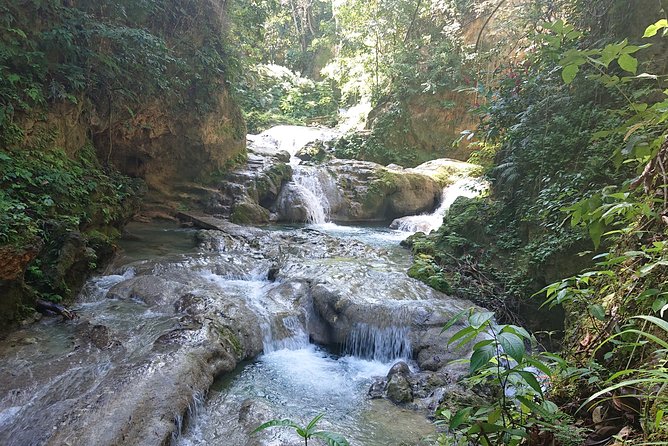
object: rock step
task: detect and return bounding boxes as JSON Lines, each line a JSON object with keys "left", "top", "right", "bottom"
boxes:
{"left": 176, "top": 212, "right": 230, "bottom": 231}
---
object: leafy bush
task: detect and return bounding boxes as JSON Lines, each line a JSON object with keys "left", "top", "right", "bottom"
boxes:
{"left": 0, "top": 142, "right": 138, "bottom": 246}
{"left": 438, "top": 309, "right": 582, "bottom": 446}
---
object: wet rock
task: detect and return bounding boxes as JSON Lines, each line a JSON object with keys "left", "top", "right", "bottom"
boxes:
{"left": 295, "top": 140, "right": 330, "bottom": 163}
{"left": 238, "top": 398, "right": 275, "bottom": 429}
{"left": 274, "top": 183, "right": 311, "bottom": 222}
{"left": 368, "top": 378, "right": 385, "bottom": 399}
{"left": 267, "top": 266, "right": 279, "bottom": 281}
{"left": 0, "top": 221, "right": 485, "bottom": 446}
{"left": 230, "top": 199, "right": 270, "bottom": 224}
{"left": 324, "top": 159, "right": 441, "bottom": 222}
{"left": 386, "top": 373, "right": 413, "bottom": 404}
{"left": 388, "top": 361, "right": 411, "bottom": 379}
{"left": 174, "top": 293, "right": 206, "bottom": 315}
{"left": 107, "top": 275, "right": 184, "bottom": 308}
{"left": 19, "top": 337, "right": 39, "bottom": 345}
{"left": 385, "top": 360, "right": 414, "bottom": 404}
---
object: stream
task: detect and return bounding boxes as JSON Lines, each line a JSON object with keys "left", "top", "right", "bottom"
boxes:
{"left": 0, "top": 126, "right": 484, "bottom": 446}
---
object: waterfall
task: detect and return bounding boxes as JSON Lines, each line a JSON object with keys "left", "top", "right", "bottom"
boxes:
{"left": 262, "top": 315, "right": 310, "bottom": 353}
{"left": 343, "top": 323, "right": 412, "bottom": 362}
{"left": 291, "top": 166, "right": 334, "bottom": 224}
{"left": 391, "top": 177, "right": 486, "bottom": 233}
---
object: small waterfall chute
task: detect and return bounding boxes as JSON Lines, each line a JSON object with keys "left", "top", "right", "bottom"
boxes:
{"left": 262, "top": 315, "right": 310, "bottom": 353}
{"left": 343, "top": 323, "right": 412, "bottom": 363}
{"left": 390, "top": 177, "right": 487, "bottom": 234}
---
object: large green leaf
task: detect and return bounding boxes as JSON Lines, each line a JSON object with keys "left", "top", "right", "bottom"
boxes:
{"left": 449, "top": 407, "right": 472, "bottom": 430}
{"left": 470, "top": 343, "right": 495, "bottom": 373}
{"left": 562, "top": 64, "right": 579, "bottom": 84}
{"left": 617, "top": 53, "right": 638, "bottom": 74}
{"left": 468, "top": 311, "right": 494, "bottom": 329}
{"left": 588, "top": 304, "right": 606, "bottom": 321}
{"left": 514, "top": 370, "right": 544, "bottom": 395}
{"left": 643, "top": 19, "right": 668, "bottom": 37}
{"left": 498, "top": 332, "right": 525, "bottom": 363}
{"left": 447, "top": 325, "right": 476, "bottom": 347}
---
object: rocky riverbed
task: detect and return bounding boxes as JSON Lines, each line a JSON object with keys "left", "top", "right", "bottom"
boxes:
{"left": 0, "top": 221, "right": 480, "bottom": 446}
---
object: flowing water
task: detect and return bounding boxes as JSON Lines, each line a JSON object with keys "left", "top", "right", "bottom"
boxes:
{"left": 390, "top": 178, "right": 487, "bottom": 234}
{"left": 0, "top": 126, "right": 483, "bottom": 446}
{"left": 176, "top": 346, "right": 435, "bottom": 446}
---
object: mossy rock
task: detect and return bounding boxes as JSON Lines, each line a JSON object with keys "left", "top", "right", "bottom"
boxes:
{"left": 230, "top": 200, "right": 270, "bottom": 225}
{"left": 295, "top": 141, "right": 330, "bottom": 163}
{"left": 442, "top": 196, "right": 489, "bottom": 244}
{"left": 407, "top": 255, "right": 452, "bottom": 294}
{"left": 255, "top": 162, "right": 292, "bottom": 207}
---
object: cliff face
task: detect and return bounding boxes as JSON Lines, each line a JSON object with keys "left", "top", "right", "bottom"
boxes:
{"left": 366, "top": 91, "right": 477, "bottom": 166}
{"left": 93, "top": 89, "right": 245, "bottom": 197}
{"left": 31, "top": 1, "right": 245, "bottom": 196}
{"left": 0, "top": 0, "right": 246, "bottom": 325}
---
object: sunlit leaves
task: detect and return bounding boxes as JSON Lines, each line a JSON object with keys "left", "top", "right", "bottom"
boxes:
{"left": 643, "top": 19, "right": 668, "bottom": 38}
{"left": 617, "top": 53, "right": 638, "bottom": 74}
{"left": 561, "top": 64, "right": 579, "bottom": 83}
{"left": 253, "top": 414, "right": 350, "bottom": 446}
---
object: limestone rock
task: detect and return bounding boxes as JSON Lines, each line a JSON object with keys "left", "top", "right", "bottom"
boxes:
{"left": 230, "top": 199, "right": 271, "bottom": 225}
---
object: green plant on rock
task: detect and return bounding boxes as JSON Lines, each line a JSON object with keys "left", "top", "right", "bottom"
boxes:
{"left": 438, "top": 309, "right": 577, "bottom": 446}
{"left": 253, "top": 413, "right": 349, "bottom": 446}
{"left": 407, "top": 254, "right": 452, "bottom": 294}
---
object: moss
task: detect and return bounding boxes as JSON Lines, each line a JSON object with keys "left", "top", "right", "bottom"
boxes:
{"left": 230, "top": 200, "right": 270, "bottom": 225}
{"left": 407, "top": 254, "right": 452, "bottom": 294}
{"left": 217, "top": 324, "right": 244, "bottom": 358}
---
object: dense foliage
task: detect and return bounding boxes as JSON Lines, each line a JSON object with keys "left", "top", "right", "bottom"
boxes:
{"left": 0, "top": 0, "right": 239, "bottom": 315}
{"left": 0, "top": 0, "right": 237, "bottom": 146}
{"left": 0, "top": 140, "right": 137, "bottom": 247}
{"left": 234, "top": 64, "right": 338, "bottom": 133}
{"left": 406, "top": 9, "right": 668, "bottom": 445}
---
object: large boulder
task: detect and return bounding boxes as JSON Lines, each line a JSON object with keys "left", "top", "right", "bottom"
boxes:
{"left": 273, "top": 159, "right": 442, "bottom": 223}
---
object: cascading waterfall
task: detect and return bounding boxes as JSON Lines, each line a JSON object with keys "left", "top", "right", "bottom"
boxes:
{"left": 343, "top": 323, "right": 412, "bottom": 362}
{"left": 391, "top": 177, "right": 487, "bottom": 233}
{"left": 291, "top": 166, "right": 335, "bottom": 224}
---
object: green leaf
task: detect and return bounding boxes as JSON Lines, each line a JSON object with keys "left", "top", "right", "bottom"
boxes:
{"left": 516, "top": 395, "right": 550, "bottom": 417}
{"left": 468, "top": 311, "right": 494, "bottom": 329}
{"left": 252, "top": 418, "right": 301, "bottom": 434}
{"left": 562, "top": 64, "right": 579, "bottom": 84}
{"left": 515, "top": 370, "right": 544, "bottom": 395}
{"left": 470, "top": 344, "right": 495, "bottom": 373}
{"left": 449, "top": 407, "right": 472, "bottom": 430}
{"left": 643, "top": 19, "right": 668, "bottom": 38}
{"left": 633, "top": 315, "right": 668, "bottom": 335}
{"left": 310, "top": 431, "right": 350, "bottom": 446}
{"left": 447, "top": 325, "right": 475, "bottom": 347}
{"left": 502, "top": 325, "right": 531, "bottom": 340}
{"left": 588, "top": 304, "right": 606, "bottom": 321}
{"left": 498, "top": 332, "right": 525, "bottom": 363}
{"left": 306, "top": 414, "right": 324, "bottom": 431}
{"left": 651, "top": 296, "right": 667, "bottom": 313}
{"left": 441, "top": 308, "right": 468, "bottom": 333}
{"left": 589, "top": 220, "right": 604, "bottom": 249}
{"left": 525, "top": 357, "right": 553, "bottom": 376}
{"left": 618, "top": 53, "right": 638, "bottom": 74}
